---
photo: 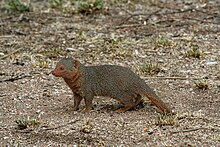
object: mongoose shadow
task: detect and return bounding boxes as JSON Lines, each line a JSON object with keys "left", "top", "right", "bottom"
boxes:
{"left": 52, "top": 58, "right": 172, "bottom": 114}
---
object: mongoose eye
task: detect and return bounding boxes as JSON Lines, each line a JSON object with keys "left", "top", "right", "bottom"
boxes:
{"left": 60, "top": 67, "right": 64, "bottom": 71}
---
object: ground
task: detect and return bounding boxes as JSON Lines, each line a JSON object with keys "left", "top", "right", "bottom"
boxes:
{"left": 0, "top": 0, "right": 220, "bottom": 146}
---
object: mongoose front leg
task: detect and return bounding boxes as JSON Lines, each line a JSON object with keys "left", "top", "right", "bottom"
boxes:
{"left": 83, "top": 96, "right": 93, "bottom": 112}
{"left": 135, "top": 95, "right": 142, "bottom": 106}
{"left": 73, "top": 94, "right": 83, "bottom": 111}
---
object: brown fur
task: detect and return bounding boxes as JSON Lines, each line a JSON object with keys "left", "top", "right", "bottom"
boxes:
{"left": 52, "top": 58, "right": 171, "bottom": 113}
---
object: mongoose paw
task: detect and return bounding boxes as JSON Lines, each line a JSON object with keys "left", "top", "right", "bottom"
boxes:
{"left": 82, "top": 108, "right": 92, "bottom": 112}
{"left": 73, "top": 107, "right": 79, "bottom": 111}
{"left": 115, "top": 108, "right": 127, "bottom": 113}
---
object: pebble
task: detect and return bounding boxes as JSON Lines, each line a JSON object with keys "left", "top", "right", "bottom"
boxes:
{"left": 206, "top": 61, "right": 217, "bottom": 65}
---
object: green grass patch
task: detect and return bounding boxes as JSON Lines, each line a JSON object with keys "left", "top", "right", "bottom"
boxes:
{"left": 194, "top": 79, "right": 209, "bottom": 90}
{"left": 78, "top": 0, "right": 104, "bottom": 14}
{"left": 33, "top": 59, "right": 50, "bottom": 69}
{"left": 154, "top": 114, "right": 177, "bottom": 126}
{"left": 4, "top": 0, "right": 31, "bottom": 12}
{"left": 186, "top": 46, "right": 201, "bottom": 59}
{"left": 155, "top": 38, "right": 174, "bottom": 48}
{"left": 15, "top": 115, "right": 41, "bottom": 130}
{"left": 49, "top": 0, "right": 63, "bottom": 9}
{"left": 141, "top": 62, "right": 164, "bottom": 75}
{"left": 80, "top": 120, "right": 93, "bottom": 133}
{"left": 41, "top": 48, "right": 65, "bottom": 59}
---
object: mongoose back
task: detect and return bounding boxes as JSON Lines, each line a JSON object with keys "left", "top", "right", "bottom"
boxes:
{"left": 52, "top": 58, "right": 171, "bottom": 113}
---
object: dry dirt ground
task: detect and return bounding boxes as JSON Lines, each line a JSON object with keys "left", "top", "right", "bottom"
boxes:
{"left": 0, "top": 0, "right": 220, "bottom": 146}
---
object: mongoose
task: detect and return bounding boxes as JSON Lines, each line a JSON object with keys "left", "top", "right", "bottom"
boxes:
{"left": 52, "top": 58, "right": 171, "bottom": 113}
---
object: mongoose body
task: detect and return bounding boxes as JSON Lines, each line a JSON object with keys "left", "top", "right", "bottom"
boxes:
{"left": 52, "top": 58, "right": 171, "bottom": 113}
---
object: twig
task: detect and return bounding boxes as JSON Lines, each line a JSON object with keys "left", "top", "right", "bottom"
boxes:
{"left": 145, "top": 10, "right": 161, "bottom": 21}
{"left": 114, "top": 24, "right": 142, "bottom": 29}
{"left": 0, "top": 71, "right": 40, "bottom": 83}
{"left": 118, "top": 7, "right": 194, "bottom": 26}
{"left": 118, "top": 10, "right": 161, "bottom": 26}
{"left": 171, "top": 127, "right": 207, "bottom": 134}
{"left": 0, "top": 35, "right": 16, "bottom": 38}
{"left": 116, "top": 6, "right": 201, "bottom": 27}
{"left": 0, "top": 47, "right": 23, "bottom": 60}
{"left": 15, "top": 128, "right": 34, "bottom": 133}
{"left": 141, "top": 76, "right": 199, "bottom": 80}
{"left": 0, "top": 73, "right": 32, "bottom": 83}
{"left": 42, "top": 120, "right": 79, "bottom": 131}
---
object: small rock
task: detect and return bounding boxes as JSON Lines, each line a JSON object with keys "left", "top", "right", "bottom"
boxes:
{"left": 206, "top": 61, "right": 217, "bottom": 65}
{"left": 66, "top": 48, "right": 77, "bottom": 51}
{"left": 3, "top": 136, "right": 9, "bottom": 139}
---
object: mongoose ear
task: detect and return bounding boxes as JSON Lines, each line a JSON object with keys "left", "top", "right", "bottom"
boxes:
{"left": 74, "top": 60, "right": 81, "bottom": 69}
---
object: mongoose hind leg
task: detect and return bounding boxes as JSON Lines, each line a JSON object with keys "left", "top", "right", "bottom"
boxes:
{"left": 115, "top": 96, "right": 137, "bottom": 113}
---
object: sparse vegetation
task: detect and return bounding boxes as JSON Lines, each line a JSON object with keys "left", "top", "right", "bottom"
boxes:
{"left": 106, "top": 38, "right": 119, "bottom": 46}
{"left": 78, "top": 0, "right": 104, "bottom": 14}
{"left": 80, "top": 120, "right": 93, "bottom": 133}
{"left": 41, "top": 48, "right": 65, "bottom": 59}
{"left": 154, "top": 114, "right": 177, "bottom": 126}
{"left": 76, "top": 30, "right": 88, "bottom": 41}
{"left": 194, "top": 79, "right": 209, "bottom": 90}
{"left": 141, "top": 62, "right": 164, "bottom": 75}
{"left": 49, "top": 0, "right": 63, "bottom": 9}
{"left": 211, "top": 134, "right": 220, "bottom": 142}
{"left": 155, "top": 38, "right": 173, "bottom": 48}
{"left": 4, "top": 0, "right": 31, "bottom": 12}
{"left": 15, "top": 115, "right": 41, "bottom": 130}
{"left": 104, "top": 37, "right": 122, "bottom": 49}
{"left": 186, "top": 46, "right": 201, "bottom": 59}
{"left": 33, "top": 59, "right": 50, "bottom": 69}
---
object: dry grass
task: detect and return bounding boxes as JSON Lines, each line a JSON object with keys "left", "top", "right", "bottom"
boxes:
{"left": 15, "top": 115, "right": 41, "bottom": 130}
{"left": 186, "top": 46, "right": 202, "bottom": 59}
{"left": 194, "top": 79, "right": 209, "bottom": 90}
{"left": 141, "top": 62, "right": 164, "bottom": 75}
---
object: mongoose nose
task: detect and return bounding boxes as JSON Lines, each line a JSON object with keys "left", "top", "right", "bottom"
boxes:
{"left": 51, "top": 70, "right": 55, "bottom": 75}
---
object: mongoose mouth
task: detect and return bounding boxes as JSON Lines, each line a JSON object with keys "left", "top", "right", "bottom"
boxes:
{"left": 51, "top": 70, "right": 60, "bottom": 77}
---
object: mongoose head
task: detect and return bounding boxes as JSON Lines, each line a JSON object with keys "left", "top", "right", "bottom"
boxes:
{"left": 52, "top": 58, "right": 80, "bottom": 79}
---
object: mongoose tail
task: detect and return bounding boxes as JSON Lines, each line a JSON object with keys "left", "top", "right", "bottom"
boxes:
{"left": 143, "top": 92, "right": 171, "bottom": 114}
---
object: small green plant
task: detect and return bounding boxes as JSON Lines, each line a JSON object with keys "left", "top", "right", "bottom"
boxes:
{"left": 211, "top": 134, "right": 220, "bottom": 142}
{"left": 15, "top": 115, "right": 41, "bottom": 130}
{"left": 9, "top": 139, "right": 23, "bottom": 147}
{"left": 77, "top": 30, "right": 88, "bottom": 41}
{"left": 141, "top": 62, "right": 163, "bottom": 75}
{"left": 155, "top": 38, "right": 173, "bottom": 48}
{"left": 154, "top": 114, "right": 177, "bottom": 126}
{"left": 80, "top": 120, "right": 93, "bottom": 133}
{"left": 105, "top": 37, "right": 122, "bottom": 49}
{"left": 4, "top": 0, "right": 31, "bottom": 12}
{"left": 194, "top": 79, "right": 208, "bottom": 90}
{"left": 33, "top": 59, "right": 50, "bottom": 69}
{"left": 41, "top": 48, "right": 64, "bottom": 59}
{"left": 49, "top": 0, "right": 63, "bottom": 9}
{"left": 186, "top": 46, "right": 201, "bottom": 59}
{"left": 78, "top": 0, "right": 104, "bottom": 14}
{"left": 107, "top": 38, "right": 120, "bottom": 45}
